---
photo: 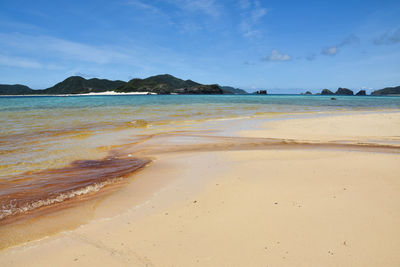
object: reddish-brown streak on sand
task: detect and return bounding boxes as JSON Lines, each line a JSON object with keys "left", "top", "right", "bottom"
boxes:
{"left": 0, "top": 157, "right": 150, "bottom": 225}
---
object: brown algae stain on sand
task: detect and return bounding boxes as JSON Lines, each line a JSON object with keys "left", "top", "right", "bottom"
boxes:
{"left": 0, "top": 157, "right": 150, "bottom": 224}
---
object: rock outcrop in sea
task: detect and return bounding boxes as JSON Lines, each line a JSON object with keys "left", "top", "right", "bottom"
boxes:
{"left": 355, "top": 90, "right": 366, "bottom": 96}
{"left": 321, "top": 89, "right": 335, "bottom": 95}
{"left": 335, "top": 88, "right": 354, "bottom": 95}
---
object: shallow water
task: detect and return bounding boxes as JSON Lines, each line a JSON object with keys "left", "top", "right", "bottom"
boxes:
{"left": 1, "top": 94, "right": 399, "bottom": 223}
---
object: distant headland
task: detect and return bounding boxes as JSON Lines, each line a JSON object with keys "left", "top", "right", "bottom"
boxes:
{"left": 0, "top": 74, "right": 247, "bottom": 95}
{"left": 1, "top": 74, "right": 399, "bottom": 96}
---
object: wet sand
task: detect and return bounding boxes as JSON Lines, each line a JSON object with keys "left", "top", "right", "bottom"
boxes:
{"left": 1, "top": 111, "right": 400, "bottom": 266}
{"left": 0, "top": 157, "right": 149, "bottom": 224}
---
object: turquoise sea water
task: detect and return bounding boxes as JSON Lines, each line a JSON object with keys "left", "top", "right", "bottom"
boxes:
{"left": 1, "top": 94, "right": 400, "bottom": 170}
{"left": 2, "top": 94, "right": 400, "bottom": 113}
{"left": 2, "top": 94, "right": 400, "bottom": 133}
{"left": 1, "top": 94, "right": 399, "bottom": 138}
{"left": 0, "top": 94, "right": 399, "bottom": 222}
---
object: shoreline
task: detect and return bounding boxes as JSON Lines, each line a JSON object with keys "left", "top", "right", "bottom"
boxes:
{"left": 1, "top": 110, "right": 400, "bottom": 266}
{"left": 1, "top": 93, "right": 400, "bottom": 97}
{"left": 0, "top": 91, "right": 158, "bottom": 97}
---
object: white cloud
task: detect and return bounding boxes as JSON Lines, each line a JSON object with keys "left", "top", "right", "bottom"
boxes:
{"left": 263, "top": 49, "right": 291, "bottom": 61}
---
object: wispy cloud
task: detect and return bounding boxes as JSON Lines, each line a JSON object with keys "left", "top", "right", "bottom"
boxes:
{"left": 321, "top": 34, "right": 360, "bottom": 56}
{"left": 306, "top": 53, "right": 316, "bottom": 61}
{"left": 167, "top": 0, "right": 220, "bottom": 17}
{"left": 187, "top": 0, "right": 220, "bottom": 17}
{"left": 238, "top": 0, "right": 268, "bottom": 38}
{"left": 0, "top": 33, "right": 130, "bottom": 64}
{"left": 374, "top": 27, "right": 400, "bottom": 45}
{"left": 0, "top": 32, "right": 195, "bottom": 77}
{"left": 179, "top": 22, "right": 203, "bottom": 34}
{"left": 340, "top": 34, "right": 360, "bottom": 46}
{"left": 0, "top": 19, "right": 42, "bottom": 32}
{"left": 321, "top": 46, "right": 338, "bottom": 56}
{"left": 243, "top": 60, "right": 256, "bottom": 65}
{"left": 0, "top": 54, "right": 42, "bottom": 68}
{"left": 124, "top": 0, "right": 221, "bottom": 34}
{"left": 74, "top": 72, "right": 94, "bottom": 78}
{"left": 262, "top": 49, "right": 291, "bottom": 62}
{"left": 46, "top": 38, "right": 129, "bottom": 64}
{"left": 238, "top": 0, "right": 251, "bottom": 9}
{"left": 124, "top": 0, "right": 161, "bottom": 13}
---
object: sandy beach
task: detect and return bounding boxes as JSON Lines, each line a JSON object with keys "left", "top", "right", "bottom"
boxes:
{"left": 2, "top": 0, "right": 400, "bottom": 265}
{"left": 1, "top": 111, "right": 400, "bottom": 266}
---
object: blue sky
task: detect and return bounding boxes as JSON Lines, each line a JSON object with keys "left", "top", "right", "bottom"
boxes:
{"left": 0, "top": 0, "right": 399, "bottom": 93}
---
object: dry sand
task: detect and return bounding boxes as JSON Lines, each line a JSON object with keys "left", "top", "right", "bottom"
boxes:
{"left": 1, "top": 111, "right": 400, "bottom": 266}
{"left": 240, "top": 111, "right": 400, "bottom": 144}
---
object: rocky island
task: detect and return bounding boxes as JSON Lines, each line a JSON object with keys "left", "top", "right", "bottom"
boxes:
{"left": 335, "top": 87, "right": 354, "bottom": 95}
{"left": 355, "top": 90, "right": 366, "bottom": 96}
{"left": 320, "top": 89, "right": 335, "bottom": 95}
{"left": 316, "top": 86, "right": 400, "bottom": 96}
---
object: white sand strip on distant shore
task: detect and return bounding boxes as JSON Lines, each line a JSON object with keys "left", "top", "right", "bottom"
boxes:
{"left": 75, "top": 91, "right": 157, "bottom": 96}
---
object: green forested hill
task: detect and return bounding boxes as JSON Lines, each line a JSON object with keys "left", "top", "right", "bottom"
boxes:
{"left": 371, "top": 86, "right": 400, "bottom": 95}
{"left": 43, "top": 76, "right": 126, "bottom": 94}
{"left": 0, "top": 84, "right": 36, "bottom": 95}
{"left": 115, "top": 74, "right": 223, "bottom": 94}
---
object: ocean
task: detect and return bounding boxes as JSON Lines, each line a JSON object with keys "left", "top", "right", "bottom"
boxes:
{"left": 1, "top": 94, "right": 399, "bottom": 223}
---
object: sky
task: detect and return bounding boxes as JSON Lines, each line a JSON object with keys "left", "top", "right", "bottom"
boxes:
{"left": 0, "top": 0, "right": 399, "bottom": 93}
